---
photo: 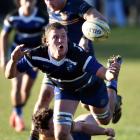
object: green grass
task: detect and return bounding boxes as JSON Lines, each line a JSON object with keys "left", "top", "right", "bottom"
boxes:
{"left": 0, "top": 26, "right": 140, "bottom": 140}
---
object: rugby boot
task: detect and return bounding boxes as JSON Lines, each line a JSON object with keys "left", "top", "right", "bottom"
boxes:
{"left": 9, "top": 111, "right": 16, "bottom": 128}
{"left": 112, "top": 95, "right": 122, "bottom": 123}
{"left": 14, "top": 115, "right": 25, "bottom": 132}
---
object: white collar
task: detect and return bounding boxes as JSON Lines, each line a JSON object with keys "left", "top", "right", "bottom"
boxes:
{"left": 48, "top": 49, "right": 65, "bottom": 66}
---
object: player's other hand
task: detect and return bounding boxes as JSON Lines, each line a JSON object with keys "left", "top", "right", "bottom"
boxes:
{"left": 105, "top": 128, "right": 115, "bottom": 137}
{"left": 11, "top": 44, "right": 29, "bottom": 62}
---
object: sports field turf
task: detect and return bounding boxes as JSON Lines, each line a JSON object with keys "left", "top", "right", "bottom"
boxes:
{"left": 0, "top": 26, "right": 140, "bottom": 140}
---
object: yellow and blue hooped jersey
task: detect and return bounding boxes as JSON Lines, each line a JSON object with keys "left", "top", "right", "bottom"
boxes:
{"left": 48, "top": 0, "right": 92, "bottom": 44}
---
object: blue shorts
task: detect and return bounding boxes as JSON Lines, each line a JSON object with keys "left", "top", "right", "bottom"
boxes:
{"left": 55, "top": 77, "right": 109, "bottom": 108}
{"left": 25, "top": 68, "right": 38, "bottom": 79}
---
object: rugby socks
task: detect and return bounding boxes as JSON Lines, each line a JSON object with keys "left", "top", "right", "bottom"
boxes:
{"left": 13, "top": 104, "right": 23, "bottom": 116}
{"left": 106, "top": 80, "right": 117, "bottom": 93}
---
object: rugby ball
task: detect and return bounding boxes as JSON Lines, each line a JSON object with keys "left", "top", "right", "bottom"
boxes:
{"left": 82, "top": 19, "right": 111, "bottom": 42}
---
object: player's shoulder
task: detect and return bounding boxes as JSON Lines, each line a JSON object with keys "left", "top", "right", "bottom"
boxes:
{"left": 68, "top": 42, "right": 88, "bottom": 61}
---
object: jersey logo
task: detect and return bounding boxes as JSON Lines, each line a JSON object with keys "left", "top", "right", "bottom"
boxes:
{"left": 66, "top": 61, "right": 76, "bottom": 72}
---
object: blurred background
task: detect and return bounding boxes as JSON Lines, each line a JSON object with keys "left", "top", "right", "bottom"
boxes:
{"left": 0, "top": 0, "right": 140, "bottom": 27}
{"left": 0, "top": 0, "right": 140, "bottom": 140}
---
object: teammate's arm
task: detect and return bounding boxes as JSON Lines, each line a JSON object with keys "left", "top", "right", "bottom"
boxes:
{"left": 83, "top": 7, "right": 107, "bottom": 22}
{"left": 72, "top": 114, "right": 115, "bottom": 137}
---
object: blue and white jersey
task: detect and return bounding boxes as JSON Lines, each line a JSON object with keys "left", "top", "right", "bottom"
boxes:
{"left": 2, "top": 7, "right": 48, "bottom": 48}
{"left": 17, "top": 43, "right": 102, "bottom": 91}
{"left": 48, "top": 0, "right": 92, "bottom": 44}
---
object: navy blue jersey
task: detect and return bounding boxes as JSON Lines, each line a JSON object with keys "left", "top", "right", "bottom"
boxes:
{"left": 48, "top": 0, "right": 92, "bottom": 44}
{"left": 17, "top": 43, "right": 102, "bottom": 91}
{"left": 3, "top": 7, "right": 48, "bottom": 48}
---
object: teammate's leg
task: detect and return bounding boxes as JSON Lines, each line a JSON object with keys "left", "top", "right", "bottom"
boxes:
{"left": 53, "top": 99, "right": 79, "bottom": 140}
{"left": 30, "top": 83, "right": 54, "bottom": 140}
{"left": 20, "top": 74, "right": 36, "bottom": 105}
{"left": 10, "top": 75, "right": 25, "bottom": 132}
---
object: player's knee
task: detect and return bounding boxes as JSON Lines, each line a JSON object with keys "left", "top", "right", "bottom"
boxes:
{"left": 53, "top": 112, "right": 73, "bottom": 139}
{"left": 55, "top": 129, "right": 69, "bottom": 140}
{"left": 94, "top": 110, "right": 111, "bottom": 125}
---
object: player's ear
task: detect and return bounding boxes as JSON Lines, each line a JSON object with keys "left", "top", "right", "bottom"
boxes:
{"left": 42, "top": 35, "right": 48, "bottom": 45}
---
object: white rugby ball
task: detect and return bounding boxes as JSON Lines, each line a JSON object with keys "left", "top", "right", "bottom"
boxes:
{"left": 82, "top": 19, "right": 111, "bottom": 42}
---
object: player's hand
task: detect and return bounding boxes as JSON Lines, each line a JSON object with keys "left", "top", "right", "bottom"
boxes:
{"left": 108, "top": 60, "right": 120, "bottom": 80}
{"left": 11, "top": 44, "right": 29, "bottom": 62}
{"left": 79, "top": 36, "right": 89, "bottom": 53}
{"left": 105, "top": 128, "right": 115, "bottom": 137}
{"left": 106, "top": 61, "right": 120, "bottom": 81}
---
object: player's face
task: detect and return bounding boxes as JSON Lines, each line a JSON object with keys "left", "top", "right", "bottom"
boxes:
{"left": 47, "top": 28, "right": 68, "bottom": 60}
{"left": 44, "top": 0, "right": 63, "bottom": 11}
{"left": 19, "top": 0, "right": 36, "bottom": 13}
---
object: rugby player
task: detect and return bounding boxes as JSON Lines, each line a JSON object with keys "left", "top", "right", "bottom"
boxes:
{"left": 0, "top": 0, "right": 48, "bottom": 132}
{"left": 5, "top": 22, "right": 121, "bottom": 140}
{"left": 32, "top": 108, "right": 115, "bottom": 140}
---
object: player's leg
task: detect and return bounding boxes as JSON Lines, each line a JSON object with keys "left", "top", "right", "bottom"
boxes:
{"left": 10, "top": 74, "right": 25, "bottom": 132}
{"left": 20, "top": 68, "right": 38, "bottom": 105}
{"left": 106, "top": 55, "right": 123, "bottom": 123}
{"left": 20, "top": 73, "right": 36, "bottom": 106}
{"left": 80, "top": 77, "right": 111, "bottom": 125}
{"left": 53, "top": 88, "right": 79, "bottom": 140}
{"left": 54, "top": 100, "right": 79, "bottom": 140}
{"left": 30, "top": 75, "right": 54, "bottom": 140}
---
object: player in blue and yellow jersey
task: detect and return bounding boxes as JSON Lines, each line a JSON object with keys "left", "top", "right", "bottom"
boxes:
{"left": 0, "top": 0, "right": 48, "bottom": 132}
{"left": 45, "top": 0, "right": 107, "bottom": 54}
{"left": 5, "top": 23, "right": 121, "bottom": 140}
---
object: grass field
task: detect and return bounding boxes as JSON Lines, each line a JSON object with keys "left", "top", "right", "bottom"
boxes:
{"left": 0, "top": 26, "right": 140, "bottom": 140}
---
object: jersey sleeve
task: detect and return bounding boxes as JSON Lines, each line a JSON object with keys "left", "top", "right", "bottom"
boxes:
{"left": 2, "top": 14, "right": 13, "bottom": 33}
{"left": 16, "top": 55, "right": 34, "bottom": 73}
{"left": 75, "top": 0, "right": 93, "bottom": 17}
{"left": 83, "top": 56, "right": 103, "bottom": 75}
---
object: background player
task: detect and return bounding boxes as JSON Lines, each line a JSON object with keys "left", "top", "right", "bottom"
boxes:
{"left": 0, "top": 0, "right": 48, "bottom": 132}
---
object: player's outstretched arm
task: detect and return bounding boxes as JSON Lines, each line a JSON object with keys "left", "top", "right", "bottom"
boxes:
{"left": 5, "top": 44, "right": 27, "bottom": 79}
{"left": 96, "top": 61, "right": 120, "bottom": 81}
{"left": 72, "top": 114, "right": 115, "bottom": 137}
{"left": 83, "top": 8, "right": 107, "bottom": 22}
